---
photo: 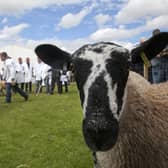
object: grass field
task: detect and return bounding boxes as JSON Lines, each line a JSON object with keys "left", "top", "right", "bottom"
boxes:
{"left": 0, "top": 84, "right": 92, "bottom": 168}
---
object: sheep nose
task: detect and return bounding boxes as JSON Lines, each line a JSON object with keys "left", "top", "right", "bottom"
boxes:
{"left": 86, "top": 118, "right": 108, "bottom": 132}
{"left": 87, "top": 120, "right": 97, "bottom": 129}
{"left": 82, "top": 116, "right": 119, "bottom": 151}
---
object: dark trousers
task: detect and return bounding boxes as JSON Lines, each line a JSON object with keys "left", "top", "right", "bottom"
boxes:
{"left": 21, "top": 83, "right": 24, "bottom": 90}
{"left": 50, "top": 78, "right": 62, "bottom": 94}
{"left": 50, "top": 77, "right": 56, "bottom": 94}
{"left": 61, "top": 82, "right": 68, "bottom": 93}
{"left": 25, "top": 82, "right": 32, "bottom": 93}
{"left": 5, "top": 83, "right": 27, "bottom": 103}
{"left": 44, "top": 77, "right": 50, "bottom": 94}
{"left": 57, "top": 80, "right": 62, "bottom": 94}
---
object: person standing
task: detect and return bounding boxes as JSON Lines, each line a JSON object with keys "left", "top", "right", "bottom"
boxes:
{"left": 33, "top": 57, "right": 43, "bottom": 94}
{"left": 16, "top": 57, "right": 25, "bottom": 90}
{"left": 41, "top": 63, "right": 51, "bottom": 94}
{"left": 0, "top": 52, "right": 28, "bottom": 103}
{"left": 160, "top": 45, "right": 168, "bottom": 82}
{"left": 66, "top": 70, "right": 72, "bottom": 84}
{"left": 151, "top": 29, "right": 162, "bottom": 83}
{"left": 50, "top": 68, "right": 62, "bottom": 94}
{"left": 60, "top": 70, "right": 68, "bottom": 93}
{"left": 24, "top": 57, "right": 33, "bottom": 93}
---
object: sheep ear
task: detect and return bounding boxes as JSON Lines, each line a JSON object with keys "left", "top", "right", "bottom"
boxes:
{"left": 131, "top": 32, "right": 168, "bottom": 64}
{"left": 35, "top": 44, "right": 71, "bottom": 68}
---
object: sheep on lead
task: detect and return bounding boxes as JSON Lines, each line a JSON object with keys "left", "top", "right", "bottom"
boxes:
{"left": 35, "top": 32, "right": 168, "bottom": 168}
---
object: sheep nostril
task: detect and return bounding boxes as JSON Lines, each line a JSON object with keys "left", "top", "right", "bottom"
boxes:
{"left": 88, "top": 120, "right": 96, "bottom": 126}
{"left": 87, "top": 120, "right": 98, "bottom": 131}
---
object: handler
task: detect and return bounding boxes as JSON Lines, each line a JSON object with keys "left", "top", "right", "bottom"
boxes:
{"left": 0, "top": 52, "right": 28, "bottom": 103}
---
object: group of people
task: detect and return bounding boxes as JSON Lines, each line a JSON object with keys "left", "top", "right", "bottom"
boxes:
{"left": 0, "top": 52, "right": 73, "bottom": 103}
{"left": 33, "top": 57, "right": 72, "bottom": 95}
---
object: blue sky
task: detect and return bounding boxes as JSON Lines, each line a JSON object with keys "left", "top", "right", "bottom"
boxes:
{"left": 0, "top": 0, "right": 167, "bottom": 63}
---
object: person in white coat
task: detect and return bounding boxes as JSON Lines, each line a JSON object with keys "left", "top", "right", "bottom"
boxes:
{"left": 33, "top": 57, "right": 43, "bottom": 94}
{"left": 23, "top": 57, "right": 33, "bottom": 93}
{"left": 0, "top": 52, "right": 28, "bottom": 103}
{"left": 60, "top": 70, "right": 68, "bottom": 93}
{"left": 16, "top": 57, "right": 25, "bottom": 90}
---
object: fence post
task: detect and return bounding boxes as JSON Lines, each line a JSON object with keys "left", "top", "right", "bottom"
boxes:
{"left": 144, "top": 64, "right": 149, "bottom": 80}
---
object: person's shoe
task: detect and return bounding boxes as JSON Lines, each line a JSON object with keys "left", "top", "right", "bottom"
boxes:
{"left": 24, "top": 94, "right": 29, "bottom": 101}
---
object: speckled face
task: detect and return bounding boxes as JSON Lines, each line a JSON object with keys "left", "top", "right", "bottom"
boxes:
{"left": 73, "top": 42, "right": 129, "bottom": 151}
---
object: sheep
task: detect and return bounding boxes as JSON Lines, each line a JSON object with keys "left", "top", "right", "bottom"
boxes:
{"left": 35, "top": 32, "right": 168, "bottom": 168}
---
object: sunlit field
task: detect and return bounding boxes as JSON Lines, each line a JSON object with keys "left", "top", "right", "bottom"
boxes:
{"left": 0, "top": 84, "right": 92, "bottom": 168}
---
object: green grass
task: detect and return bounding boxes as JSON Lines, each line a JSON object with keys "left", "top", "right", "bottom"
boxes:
{"left": 0, "top": 84, "right": 92, "bottom": 168}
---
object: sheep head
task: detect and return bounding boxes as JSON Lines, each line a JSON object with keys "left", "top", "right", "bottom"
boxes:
{"left": 35, "top": 32, "right": 168, "bottom": 152}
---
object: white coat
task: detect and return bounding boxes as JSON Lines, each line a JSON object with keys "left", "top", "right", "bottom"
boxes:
{"left": 23, "top": 62, "right": 33, "bottom": 83}
{"left": 3, "top": 58, "right": 16, "bottom": 83}
{"left": 41, "top": 64, "right": 51, "bottom": 80}
{"left": 60, "top": 74, "right": 68, "bottom": 85}
{"left": 15, "top": 63, "right": 25, "bottom": 84}
{"left": 41, "top": 63, "right": 51, "bottom": 86}
{"left": 33, "top": 62, "right": 43, "bottom": 81}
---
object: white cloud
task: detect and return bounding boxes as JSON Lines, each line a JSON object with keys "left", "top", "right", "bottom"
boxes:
{"left": 100, "top": 0, "right": 111, "bottom": 2}
{"left": 90, "top": 14, "right": 168, "bottom": 42}
{"left": 0, "top": 45, "right": 36, "bottom": 63}
{"left": 0, "top": 14, "right": 167, "bottom": 64}
{"left": 0, "top": 31, "right": 134, "bottom": 65}
{"left": 57, "top": 3, "right": 97, "bottom": 29}
{"left": 2, "top": 0, "right": 167, "bottom": 67}
{"left": 115, "top": 0, "right": 168, "bottom": 24}
{"left": 57, "top": 11, "right": 86, "bottom": 29}
{"left": 0, "top": 24, "right": 32, "bottom": 64}
{"left": 1, "top": 17, "right": 8, "bottom": 24}
{"left": 90, "top": 27, "right": 139, "bottom": 41}
{"left": 145, "top": 15, "right": 168, "bottom": 30}
{"left": 0, "top": 37, "right": 90, "bottom": 64}
{"left": 0, "top": 0, "right": 88, "bottom": 15}
{"left": 0, "top": 3, "right": 167, "bottom": 65}
{"left": 2, "top": 15, "right": 167, "bottom": 65}
{"left": 94, "top": 13, "right": 112, "bottom": 27}
{"left": 0, "top": 24, "right": 29, "bottom": 40}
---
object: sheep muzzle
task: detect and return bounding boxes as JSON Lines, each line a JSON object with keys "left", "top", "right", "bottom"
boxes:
{"left": 82, "top": 115, "right": 119, "bottom": 151}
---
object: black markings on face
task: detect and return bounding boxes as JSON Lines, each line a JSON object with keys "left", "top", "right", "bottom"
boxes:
{"left": 106, "top": 50, "right": 129, "bottom": 116}
{"left": 92, "top": 48, "right": 103, "bottom": 53}
{"left": 86, "top": 74, "right": 112, "bottom": 118}
{"left": 73, "top": 58, "right": 92, "bottom": 106}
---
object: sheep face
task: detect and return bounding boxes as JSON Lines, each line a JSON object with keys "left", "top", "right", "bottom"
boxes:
{"left": 73, "top": 42, "right": 129, "bottom": 151}
{"left": 35, "top": 32, "right": 168, "bottom": 152}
